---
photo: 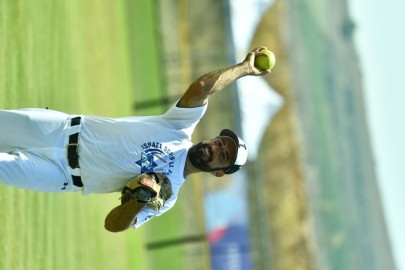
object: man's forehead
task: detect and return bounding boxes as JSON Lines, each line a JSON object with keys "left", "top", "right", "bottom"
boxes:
{"left": 218, "top": 136, "right": 237, "bottom": 154}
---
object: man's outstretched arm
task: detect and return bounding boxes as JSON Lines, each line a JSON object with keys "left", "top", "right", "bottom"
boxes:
{"left": 177, "top": 46, "right": 270, "bottom": 108}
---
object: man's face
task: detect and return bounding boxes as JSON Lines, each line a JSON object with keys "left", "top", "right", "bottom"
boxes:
{"left": 187, "top": 136, "right": 237, "bottom": 172}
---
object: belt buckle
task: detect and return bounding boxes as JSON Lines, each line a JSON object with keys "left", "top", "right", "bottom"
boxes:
{"left": 67, "top": 143, "right": 79, "bottom": 147}
{"left": 67, "top": 143, "right": 79, "bottom": 153}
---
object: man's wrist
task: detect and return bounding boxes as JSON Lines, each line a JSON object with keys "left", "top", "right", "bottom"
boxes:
{"left": 236, "top": 61, "right": 252, "bottom": 76}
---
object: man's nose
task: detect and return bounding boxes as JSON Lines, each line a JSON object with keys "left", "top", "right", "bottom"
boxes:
{"left": 212, "top": 143, "right": 224, "bottom": 155}
{"left": 212, "top": 143, "right": 222, "bottom": 151}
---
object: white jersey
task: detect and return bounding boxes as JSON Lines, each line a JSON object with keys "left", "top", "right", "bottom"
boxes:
{"left": 78, "top": 102, "right": 207, "bottom": 228}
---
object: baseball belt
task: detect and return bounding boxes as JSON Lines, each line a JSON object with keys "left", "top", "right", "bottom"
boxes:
{"left": 67, "top": 116, "right": 83, "bottom": 187}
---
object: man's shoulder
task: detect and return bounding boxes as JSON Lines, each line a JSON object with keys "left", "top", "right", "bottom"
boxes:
{"left": 162, "top": 102, "right": 207, "bottom": 121}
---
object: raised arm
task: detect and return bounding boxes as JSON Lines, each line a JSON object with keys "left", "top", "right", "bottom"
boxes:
{"left": 177, "top": 46, "right": 271, "bottom": 108}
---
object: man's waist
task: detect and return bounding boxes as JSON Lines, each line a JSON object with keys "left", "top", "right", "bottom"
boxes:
{"left": 67, "top": 116, "right": 83, "bottom": 187}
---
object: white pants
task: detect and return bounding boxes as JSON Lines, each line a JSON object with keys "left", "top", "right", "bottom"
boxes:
{"left": 0, "top": 109, "right": 81, "bottom": 192}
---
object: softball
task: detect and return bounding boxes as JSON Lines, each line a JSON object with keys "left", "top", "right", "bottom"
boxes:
{"left": 254, "top": 49, "right": 276, "bottom": 70}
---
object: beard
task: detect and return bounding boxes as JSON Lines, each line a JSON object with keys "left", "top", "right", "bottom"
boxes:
{"left": 187, "top": 142, "right": 217, "bottom": 172}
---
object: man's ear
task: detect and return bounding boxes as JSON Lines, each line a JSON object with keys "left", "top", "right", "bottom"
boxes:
{"left": 211, "top": 171, "right": 225, "bottom": 177}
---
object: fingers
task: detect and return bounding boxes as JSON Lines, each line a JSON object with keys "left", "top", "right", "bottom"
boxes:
{"left": 252, "top": 46, "right": 267, "bottom": 53}
{"left": 260, "top": 68, "right": 272, "bottom": 75}
{"left": 251, "top": 46, "right": 273, "bottom": 75}
{"left": 242, "top": 46, "right": 273, "bottom": 75}
{"left": 252, "top": 66, "right": 271, "bottom": 76}
{"left": 245, "top": 47, "right": 267, "bottom": 61}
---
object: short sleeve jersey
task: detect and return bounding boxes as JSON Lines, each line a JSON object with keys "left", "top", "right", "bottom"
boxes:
{"left": 77, "top": 102, "right": 207, "bottom": 227}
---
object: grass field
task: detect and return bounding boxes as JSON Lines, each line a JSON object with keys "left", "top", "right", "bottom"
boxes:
{"left": 0, "top": 1, "right": 188, "bottom": 269}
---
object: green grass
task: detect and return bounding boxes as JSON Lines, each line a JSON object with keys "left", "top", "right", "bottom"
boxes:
{"left": 0, "top": 1, "right": 185, "bottom": 269}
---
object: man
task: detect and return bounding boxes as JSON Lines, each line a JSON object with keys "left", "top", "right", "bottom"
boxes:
{"left": 0, "top": 47, "right": 271, "bottom": 232}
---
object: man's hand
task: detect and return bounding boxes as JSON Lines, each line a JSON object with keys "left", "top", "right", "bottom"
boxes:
{"left": 242, "top": 46, "right": 272, "bottom": 76}
{"left": 120, "top": 172, "right": 173, "bottom": 211}
{"left": 104, "top": 172, "right": 172, "bottom": 233}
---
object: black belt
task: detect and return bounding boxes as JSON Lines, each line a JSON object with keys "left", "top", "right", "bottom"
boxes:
{"left": 67, "top": 117, "right": 83, "bottom": 187}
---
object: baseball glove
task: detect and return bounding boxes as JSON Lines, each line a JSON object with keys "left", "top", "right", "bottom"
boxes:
{"left": 120, "top": 172, "right": 173, "bottom": 211}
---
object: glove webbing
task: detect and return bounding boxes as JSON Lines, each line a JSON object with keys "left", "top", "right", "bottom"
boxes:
{"left": 121, "top": 172, "right": 162, "bottom": 203}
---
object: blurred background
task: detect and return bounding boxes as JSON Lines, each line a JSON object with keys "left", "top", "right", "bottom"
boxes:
{"left": 0, "top": 0, "right": 403, "bottom": 270}
{"left": 151, "top": 0, "right": 402, "bottom": 269}
{"left": 151, "top": 0, "right": 403, "bottom": 269}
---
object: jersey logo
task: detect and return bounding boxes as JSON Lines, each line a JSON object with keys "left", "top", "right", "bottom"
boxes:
{"left": 135, "top": 150, "right": 162, "bottom": 173}
{"left": 135, "top": 146, "right": 176, "bottom": 175}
